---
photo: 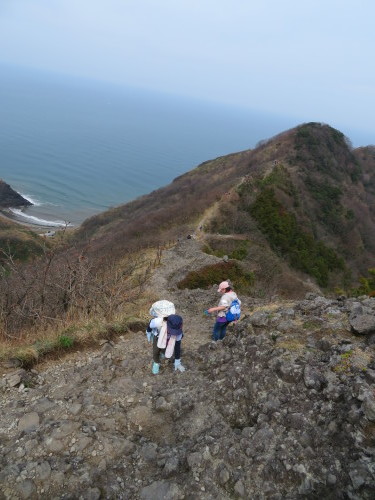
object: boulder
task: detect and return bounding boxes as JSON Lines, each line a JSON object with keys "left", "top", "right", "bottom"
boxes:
{"left": 349, "top": 313, "right": 375, "bottom": 335}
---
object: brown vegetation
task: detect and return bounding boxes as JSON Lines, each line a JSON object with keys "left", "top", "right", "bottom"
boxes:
{"left": 1, "top": 122, "right": 375, "bottom": 361}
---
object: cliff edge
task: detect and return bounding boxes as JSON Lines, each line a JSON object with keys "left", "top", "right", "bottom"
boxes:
{"left": 0, "top": 180, "right": 32, "bottom": 208}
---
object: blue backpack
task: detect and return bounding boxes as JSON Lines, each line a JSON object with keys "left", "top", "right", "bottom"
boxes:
{"left": 225, "top": 299, "right": 241, "bottom": 322}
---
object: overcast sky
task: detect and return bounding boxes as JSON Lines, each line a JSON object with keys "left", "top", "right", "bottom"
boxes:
{"left": 0, "top": 0, "right": 374, "bottom": 143}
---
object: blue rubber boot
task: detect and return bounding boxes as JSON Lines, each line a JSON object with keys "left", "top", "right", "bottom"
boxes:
{"left": 174, "top": 359, "right": 186, "bottom": 372}
{"left": 152, "top": 362, "right": 160, "bottom": 375}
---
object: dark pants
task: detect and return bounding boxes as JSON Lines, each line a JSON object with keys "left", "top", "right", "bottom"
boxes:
{"left": 153, "top": 335, "right": 181, "bottom": 362}
{"left": 212, "top": 320, "right": 229, "bottom": 341}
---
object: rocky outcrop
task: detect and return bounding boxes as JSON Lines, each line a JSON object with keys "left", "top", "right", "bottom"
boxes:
{"left": 1, "top": 294, "right": 374, "bottom": 499}
{"left": 0, "top": 180, "right": 31, "bottom": 208}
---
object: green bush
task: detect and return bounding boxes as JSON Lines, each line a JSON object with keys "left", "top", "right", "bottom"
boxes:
{"left": 304, "top": 176, "right": 345, "bottom": 234}
{"left": 58, "top": 335, "right": 74, "bottom": 349}
{"left": 177, "top": 260, "right": 254, "bottom": 293}
{"left": 250, "top": 188, "right": 345, "bottom": 287}
{"left": 352, "top": 268, "right": 375, "bottom": 297}
{"left": 0, "top": 236, "right": 44, "bottom": 262}
{"left": 203, "top": 239, "right": 250, "bottom": 261}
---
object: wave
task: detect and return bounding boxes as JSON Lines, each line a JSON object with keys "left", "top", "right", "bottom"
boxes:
{"left": 19, "top": 193, "right": 42, "bottom": 206}
{"left": 8, "top": 208, "right": 73, "bottom": 227}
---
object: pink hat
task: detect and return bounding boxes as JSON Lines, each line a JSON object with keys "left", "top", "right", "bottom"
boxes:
{"left": 218, "top": 281, "right": 230, "bottom": 292}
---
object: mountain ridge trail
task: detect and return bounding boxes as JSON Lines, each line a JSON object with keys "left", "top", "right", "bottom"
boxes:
{"left": 1, "top": 237, "right": 375, "bottom": 499}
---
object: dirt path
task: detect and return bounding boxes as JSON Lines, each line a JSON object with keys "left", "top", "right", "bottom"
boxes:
{"left": 147, "top": 238, "right": 226, "bottom": 356}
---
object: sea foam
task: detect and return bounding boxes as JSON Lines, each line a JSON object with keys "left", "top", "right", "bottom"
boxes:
{"left": 9, "top": 208, "right": 72, "bottom": 227}
{"left": 19, "top": 193, "right": 42, "bottom": 206}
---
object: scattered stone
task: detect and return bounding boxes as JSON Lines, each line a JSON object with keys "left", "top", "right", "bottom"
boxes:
{"left": 15, "top": 479, "right": 36, "bottom": 499}
{"left": 2, "top": 292, "right": 375, "bottom": 499}
{"left": 35, "top": 461, "right": 51, "bottom": 481}
{"left": 140, "top": 480, "right": 180, "bottom": 500}
{"left": 234, "top": 479, "right": 246, "bottom": 497}
{"left": 69, "top": 403, "right": 82, "bottom": 415}
{"left": 18, "top": 412, "right": 40, "bottom": 433}
{"left": 187, "top": 452, "right": 203, "bottom": 469}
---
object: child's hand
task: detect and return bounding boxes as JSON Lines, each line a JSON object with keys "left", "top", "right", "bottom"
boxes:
{"left": 204, "top": 309, "right": 210, "bottom": 316}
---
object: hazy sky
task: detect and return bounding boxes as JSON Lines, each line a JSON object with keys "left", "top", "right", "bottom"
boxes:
{"left": 0, "top": 0, "right": 374, "bottom": 142}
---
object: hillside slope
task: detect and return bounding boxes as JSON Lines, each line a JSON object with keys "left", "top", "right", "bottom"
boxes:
{"left": 1, "top": 122, "right": 374, "bottom": 346}
{"left": 1, "top": 238, "right": 374, "bottom": 499}
{"left": 0, "top": 216, "right": 46, "bottom": 262}
{"left": 72, "top": 122, "right": 375, "bottom": 294}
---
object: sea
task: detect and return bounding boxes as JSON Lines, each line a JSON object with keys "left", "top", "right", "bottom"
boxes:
{"left": 0, "top": 65, "right": 358, "bottom": 229}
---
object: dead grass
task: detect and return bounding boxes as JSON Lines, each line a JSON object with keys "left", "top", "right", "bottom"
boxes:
{"left": 0, "top": 245, "right": 163, "bottom": 368}
{"left": 276, "top": 339, "right": 306, "bottom": 352}
{"left": 0, "top": 304, "right": 150, "bottom": 369}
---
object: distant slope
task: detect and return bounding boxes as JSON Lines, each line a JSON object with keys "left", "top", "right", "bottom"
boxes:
{"left": 73, "top": 150, "right": 254, "bottom": 260}
{"left": 0, "top": 216, "right": 46, "bottom": 261}
{"left": 205, "top": 123, "right": 375, "bottom": 289}
{"left": 72, "top": 122, "right": 375, "bottom": 291}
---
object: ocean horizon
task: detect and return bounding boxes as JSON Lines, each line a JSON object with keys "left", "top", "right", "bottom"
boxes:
{"left": 1, "top": 65, "right": 369, "bottom": 229}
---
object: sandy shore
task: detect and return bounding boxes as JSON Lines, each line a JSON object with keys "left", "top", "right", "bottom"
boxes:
{"left": 0, "top": 209, "right": 67, "bottom": 234}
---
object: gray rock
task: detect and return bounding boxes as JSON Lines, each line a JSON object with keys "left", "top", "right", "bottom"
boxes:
{"left": 140, "top": 442, "right": 158, "bottom": 461}
{"left": 155, "top": 396, "right": 169, "bottom": 411}
{"left": 275, "top": 360, "right": 303, "bottom": 383}
{"left": 187, "top": 451, "right": 203, "bottom": 469}
{"left": 69, "top": 403, "right": 83, "bottom": 415}
{"left": 287, "top": 413, "right": 305, "bottom": 430}
{"left": 49, "top": 470, "right": 65, "bottom": 487}
{"left": 263, "top": 397, "right": 281, "bottom": 413}
{"left": 249, "top": 426, "right": 275, "bottom": 454}
{"left": 45, "top": 437, "right": 64, "bottom": 452}
{"left": 18, "top": 412, "right": 40, "bottom": 432}
{"left": 217, "top": 464, "right": 230, "bottom": 485}
{"left": 327, "top": 474, "right": 337, "bottom": 485}
{"left": 362, "top": 391, "right": 375, "bottom": 421}
{"left": 304, "top": 366, "right": 327, "bottom": 391}
{"left": 163, "top": 456, "right": 179, "bottom": 476}
{"left": 35, "top": 461, "right": 51, "bottom": 481}
{"left": 281, "top": 308, "right": 295, "bottom": 318}
{"left": 24, "top": 439, "right": 38, "bottom": 453}
{"left": 75, "top": 436, "right": 93, "bottom": 451}
{"left": 52, "top": 421, "right": 80, "bottom": 439}
{"left": 277, "top": 320, "right": 295, "bottom": 332}
{"left": 361, "top": 297, "right": 375, "bottom": 307}
{"left": 15, "top": 479, "right": 36, "bottom": 499}
{"left": 349, "top": 314, "right": 375, "bottom": 335}
{"left": 349, "top": 462, "right": 372, "bottom": 490}
{"left": 316, "top": 338, "right": 332, "bottom": 352}
{"left": 140, "top": 480, "right": 181, "bottom": 500}
{"left": 80, "top": 487, "right": 101, "bottom": 500}
{"left": 32, "top": 397, "right": 55, "bottom": 413}
{"left": 299, "top": 296, "right": 333, "bottom": 312}
{"left": 121, "top": 438, "right": 136, "bottom": 455}
{"left": 364, "top": 368, "right": 375, "bottom": 383}
{"left": 7, "top": 373, "right": 23, "bottom": 387}
{"left": 234, "top": 479, "right": 246, "bottom": 497}
{"left": 250, "top": 311, "right": 269, "bottom": 327}
{"left": 348, "top": 302, "right": 364, "bottom": 316}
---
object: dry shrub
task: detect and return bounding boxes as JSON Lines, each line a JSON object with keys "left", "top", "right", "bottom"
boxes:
{"left": 0, "top": 243, "right": 153, "bottom": 340}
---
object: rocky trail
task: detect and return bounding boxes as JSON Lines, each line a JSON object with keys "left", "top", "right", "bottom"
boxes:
{"left": 1, "top": 239, "right": 375, "bottom": 499}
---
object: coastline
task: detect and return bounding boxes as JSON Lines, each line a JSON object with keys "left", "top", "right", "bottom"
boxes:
{"left": 0, "top": 208, "right": 72, "bottom": 234}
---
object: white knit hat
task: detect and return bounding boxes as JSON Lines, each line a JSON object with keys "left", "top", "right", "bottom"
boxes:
{"left": 149, "top": 300, "right": 176, "bottom": 317}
